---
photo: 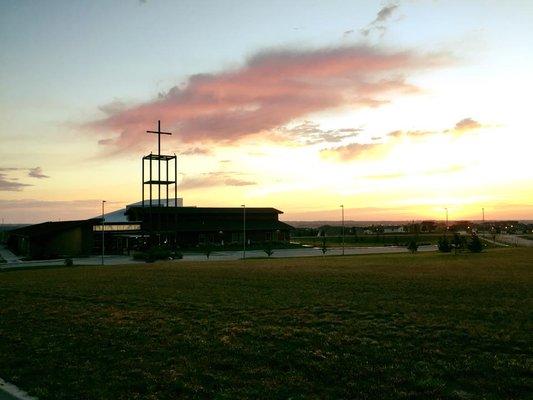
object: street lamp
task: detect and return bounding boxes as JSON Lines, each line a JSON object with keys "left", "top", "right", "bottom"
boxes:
{"left": 482, "top": 207, "right": 485, "bottom": 234}
{"left": 340, "top": 204, "right": 345, "bottom": 256}
{"left": 241, "top": 204, "right": 246, "bottom": 259}
{"left": 101, "top": 200, "right": 106, "bottom": 266}
{"left": 445, "top": 207, "right": 449, "bottom": 235}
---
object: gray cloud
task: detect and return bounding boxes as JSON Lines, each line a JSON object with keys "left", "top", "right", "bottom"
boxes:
{"left": 98, "top": 138, "right": 115, "bottom": 146}
{"left": 361, "top": 3, "right": 400, "bottom": 38}
{"left": 180, "top": 147, "right": 212, "bottom": 156}
{"left": 98, "top": 100, "right": 128, "bottom": 116}
{"left": 28, "top": 167, "right": 50, "bottom": 179}
{"left": 280, "top": 120, "right": 361, "bottom": 145}
{"left": 0, "top": 173, "right": 33, "bottom": 191}
{"left": 343, "top": 29, "right": 354, "bottom": 38}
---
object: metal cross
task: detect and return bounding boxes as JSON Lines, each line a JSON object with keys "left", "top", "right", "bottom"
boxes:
{"left": 146, "top": 120, "right": 172, "bottom": 157}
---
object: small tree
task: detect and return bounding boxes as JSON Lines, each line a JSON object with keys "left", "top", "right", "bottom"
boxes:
{"left": 320, "top": 236, "right": 328, "bottom": 255}
{"left": 438, "top": 236, "right": 452, "bottom": 253}
{"left": 407, "top": 239, "right": 418, "bottom": 253}
{"left": 202, "top": 242, "right": 213, "bottom": 259}
{"left": 263, "top": 242, "right": 274, "bottom": 257}
{"left": 453, "top": 233, "right": 462, "bottom": 254}
{"left": 467, "top": 234, "right": 483, "bottom": 253}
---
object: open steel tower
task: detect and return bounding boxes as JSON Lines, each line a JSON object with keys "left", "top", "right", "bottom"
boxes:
{"left": 141, "top": 120, "right": 177, "bottom": 244}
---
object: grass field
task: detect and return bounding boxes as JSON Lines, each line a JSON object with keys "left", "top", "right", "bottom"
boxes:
{"left": 0, "top": 249, "right": 532, "bottom": 399}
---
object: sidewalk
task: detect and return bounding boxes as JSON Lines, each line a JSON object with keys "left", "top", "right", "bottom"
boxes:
{"left": 0, "top": 379, "right": 36, "bottom": 400}
{"left": 0, "top": 245, "right": 20, "bottom": 264}
{"left": 1, "top": 245, "right": 438, "bottom": 270}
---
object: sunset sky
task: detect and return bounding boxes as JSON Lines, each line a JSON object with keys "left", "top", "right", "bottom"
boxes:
{"left": 1, "top": 0, "right": 532, "bottom": 223}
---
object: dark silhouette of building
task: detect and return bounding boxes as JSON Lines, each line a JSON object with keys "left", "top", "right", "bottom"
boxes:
{"left": 127, "top": 205, "right": 291, "bottom": 247}
{"left": 7, "top": 219, "right": 97, "bottom": 259}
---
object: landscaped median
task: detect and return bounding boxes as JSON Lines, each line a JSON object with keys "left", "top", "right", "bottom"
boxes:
{"left": 0, "top": 248, "right": 531, "bottom": 399}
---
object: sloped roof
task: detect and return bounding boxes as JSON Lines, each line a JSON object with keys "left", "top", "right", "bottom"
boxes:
{"left": 8, "top": 219, "right": 99, "bottom": 238}
{"left": 126, "top": 206, "right": 283, "bottom": 215}
{"left": 98, "top": 199, "right": 184, "bottom": 223}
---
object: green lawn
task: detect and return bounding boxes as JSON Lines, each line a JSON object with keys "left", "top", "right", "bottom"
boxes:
{"left": 0, "top": 249, "right": 532, "bottom": 399}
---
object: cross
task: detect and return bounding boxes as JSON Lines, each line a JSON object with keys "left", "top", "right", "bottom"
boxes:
{"left": 146, "top": 120, "right": 173, "bottom": 208}
{"left": 146, "top": 120, "right": 172, "bottom": 157}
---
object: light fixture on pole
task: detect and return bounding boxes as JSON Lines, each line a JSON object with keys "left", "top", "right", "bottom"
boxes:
{"left": 445, "top": 207, "right": 448, "bottom": 235}
{"left": 101, "top": 200, "right": 106, "bottom": 266}
{"left": 241, "top": 204, "right": 246, "bottom": 259}
{"left": 340, "top": 204, "right": 345, "bottom": 256}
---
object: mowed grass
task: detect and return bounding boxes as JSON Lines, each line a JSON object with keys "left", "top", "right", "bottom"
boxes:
{"left": 0, "top": 249, "right": 532, "bottom": 399}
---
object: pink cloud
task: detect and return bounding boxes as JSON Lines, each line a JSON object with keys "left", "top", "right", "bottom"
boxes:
{"left": 180, "top": 147, "right": 211, "bottom": 156}
{"left": 453, "top": 118, "right": 482, "bottom": 133}
{"left": 88, "top": 45, "right": 449, "bottom": 154}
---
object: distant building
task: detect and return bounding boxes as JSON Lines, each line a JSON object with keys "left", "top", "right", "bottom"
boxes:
{"left": 383, "top": 226, "right": 404, "bottom": 233}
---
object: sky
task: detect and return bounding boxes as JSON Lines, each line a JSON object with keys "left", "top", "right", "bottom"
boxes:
{"left": 1, "top": 0, "right": 532, "bottom": 223}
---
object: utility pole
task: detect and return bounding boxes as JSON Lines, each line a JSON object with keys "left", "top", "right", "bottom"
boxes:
{"left": 101, "top": 200, "right": 106, "bottom": 266}
{"left": 340, "top": 204, "right": 345, "bottom": 256}
{"left": 241, "top": 204, "right": 246, "bottom": 259}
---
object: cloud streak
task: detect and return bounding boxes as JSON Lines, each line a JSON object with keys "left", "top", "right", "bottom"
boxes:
{"left": 279, "top": 121, "right": 361, "bottom": 145}
{"left": 0, "top": 173, "right": 32, "bottom": 191}
{"left": 89, "top": 44, "right": 449, "bottom": 154}
{"left": 180, "top": 172, "right": 256, "bottom": 190}
{"left": 180, "top": 147, "right": 212, "bottom": 156}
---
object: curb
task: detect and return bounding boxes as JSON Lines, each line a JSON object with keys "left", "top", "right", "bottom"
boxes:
{"left": 0, "top": 379, "right": 37, "bottom": 400}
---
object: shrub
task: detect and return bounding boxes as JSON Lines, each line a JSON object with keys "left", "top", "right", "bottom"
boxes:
{"left": 468, "top": 235, "right": 483, "bottom": 253}
{"left": 64, "top": 258, "right": 74, "bottom": 266}
{"left": 407, "top": 240, "right": 418, "bottom": 253}
{"left": 134, "top": 247, "right": 183, "bottom": 262}
{"left": 202, "top": 243, "right": 213, "bottom": 259}
{"left": 453, "top": 233, "right": 466, "bottom": 254}
{"left": 263, "top": 243, "right": 274, "bottom": 257}
{"left": 438, "top": 236, "right": 452, "bottom": 253}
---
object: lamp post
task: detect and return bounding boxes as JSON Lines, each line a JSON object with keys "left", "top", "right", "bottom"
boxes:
{"left": 482, "top": 207, "right": 485, "bottom": 233}
{"left": 241, "top": 204, "right": 246, "bottom": 259}
{"left": 101, "top": 200, "right": 106, "bottom": 266}
{"left": 340, "top": 204, "right": 345, "bottom": 256}
{"left": 445, "top": 207, "right": 448, "bottom": 235}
